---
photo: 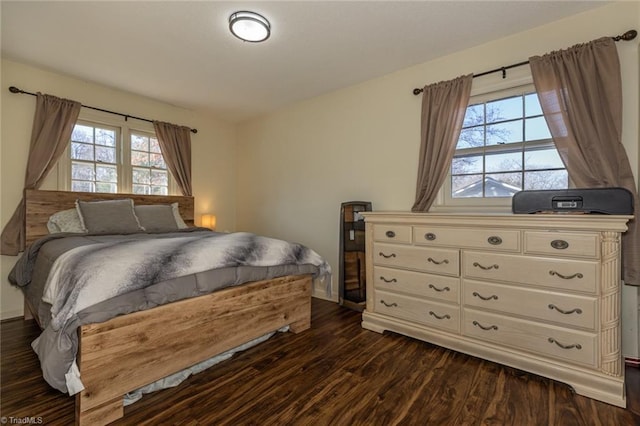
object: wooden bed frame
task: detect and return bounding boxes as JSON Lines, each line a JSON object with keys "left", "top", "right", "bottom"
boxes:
{"left": 23, "top": 189, "right": 312, "bottom": 426}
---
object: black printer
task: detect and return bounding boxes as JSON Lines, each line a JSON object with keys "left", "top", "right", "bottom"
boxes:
{"left": 512, "top": 188, "right": 634, "bottom": 215}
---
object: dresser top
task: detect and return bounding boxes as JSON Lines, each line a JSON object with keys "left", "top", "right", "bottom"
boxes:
{"left": 360, "top": 211, "right": 632, "bottom": 232}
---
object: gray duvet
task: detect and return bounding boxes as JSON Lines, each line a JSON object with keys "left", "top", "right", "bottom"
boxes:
{"left": 9, "top": 228, "right": 330, "bottom": 394}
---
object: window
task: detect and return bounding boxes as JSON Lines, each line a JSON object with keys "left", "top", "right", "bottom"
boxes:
{"left": 70, "top": 123, "right": 119, "bottom": 193}
{"left": 131, "top": 132, "right": 169, "bottom": 195}
{"left": 443, "top": 85, "right": 567, "bottom": 206}
{"left": 61, "top": 114, "right": 174, "bottom": 195}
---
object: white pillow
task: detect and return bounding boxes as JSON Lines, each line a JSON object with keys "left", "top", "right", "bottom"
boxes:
{"left": 47, "top": 208, "right": 87, "bottom": 234}
{"left": 172, "top": 203, "right": 188, "bottom": 229}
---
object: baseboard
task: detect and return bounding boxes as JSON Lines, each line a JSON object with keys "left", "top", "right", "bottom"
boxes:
{"left": 0, "top": 309, "right": 23, "bottom": 321}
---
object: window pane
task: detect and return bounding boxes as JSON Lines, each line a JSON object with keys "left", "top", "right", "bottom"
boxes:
{"left": 486, "top": 120, "right": 523, "bottom": 145}
{"left": 95, "top": 128, "right": 116, "bottom": 146}
{"left": 131, "top": 150, "right": 150, "bottom": 166}
{"left": 72, "top": 125, "right": 93, "bottom": 143}
{"left": 463, "top": 104, "right": 484, "bottom": 127}
{"left": 131, "top": 135, "right": 149, "bottom": 151}
{"left": 452, "top": 155, "right": 483, "bottom": 174}
{"left": 525, "top": 170, "right": 568, "bottom": 190}
{"left": 485, "top": 173, "right": 521, "bottom": 197}
{"left": 524, "top": 147, "right": 565, "bottom": 170}
{"left": 149, "top": 153, "right": 166, "bottom": 169}
{"left": 132, "top": 184, "right": 150, "bottom": 194}
{"left": 452, "top": 174, "right": 483, "bottom": 198}
{"left": 525, "top": 117, "right": 552, "bottom": 141}
{"left": 485, "top": 152, "right": 522, "bottom": 173}
{"left": 95, "top": 182, "right": 117, "bottom": 193}
{"left": 151, "top": 186, "right": 168, "bottom": 195}
{"left": 71, "top": 162, "right": 94, "bottom": 180}
{"left": 96, "top": 165, "right": 117, "bottom": 183}
{"left": 457, "top": 127, "right": 484, "bottom": 149}
{"left": 151, "top": 170, "right": 168, "bottom": 186}
{"left": 71, "top": 142, "right": 94, "bottom": 161}
{"left": 486, "top": 96, "right": 522, "bottom": 123}
{"left": 149, "top": 138, "right": 162, "bottom": 153}
{"left": 96, "top": 146, "right": 116, "bottom": 163}
{"left": 525, "top": 93, "right": 543, "bottom": 116}
{"left": 132, "top": 168, "right": 151, "bottom": 184}
{"left": 72, "top": 181, "right": 94, "bottom": 192}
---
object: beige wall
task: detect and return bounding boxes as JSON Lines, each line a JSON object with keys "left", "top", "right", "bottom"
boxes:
{"left": 236, "top": 3, "right": 640, "bottom": 355}
{"left": 0, "top": 59, "right": 238, "bottom": 319}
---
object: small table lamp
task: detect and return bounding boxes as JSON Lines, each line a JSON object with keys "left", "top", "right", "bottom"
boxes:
{"left": 201, "top": 214, "right": 216, "bottom": 230}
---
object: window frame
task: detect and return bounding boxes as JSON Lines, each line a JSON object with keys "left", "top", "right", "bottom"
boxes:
{"left": 431, "top": 76, "right": 569, "bottom": 212}
{"left": 58, "top": 110, "right": 177, "bottom": 195}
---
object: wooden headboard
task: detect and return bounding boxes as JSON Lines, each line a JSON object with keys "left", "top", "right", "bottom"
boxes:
{"left": 24, "top": 189, "right": 195, "bottom": 246}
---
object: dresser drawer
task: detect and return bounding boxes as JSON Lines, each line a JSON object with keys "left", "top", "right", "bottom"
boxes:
{"left": 373, "top": 225, "right": 412, "bottom": 244}
{"left": 463, "top": 279, "right": 597, "bottom": 330}
{"left": 376, "top": 290, "right": 460, "bottom": 332}
{"left": 462, "top": 251, "right": 598, "bottom": 293}
{"left": 374, "top": 266, "right": 460, "bottom": 303}
{"left": 463, "top": 309, "right": 596, "bottom": 367}
{"left": 374, "top": 243, "right": 460, "bottom": 276}
{"left": 524, "top": 231, "right": 599, "bottom": 259}
{"left": 413, "top": 226, "right": 520, "bottom": 252}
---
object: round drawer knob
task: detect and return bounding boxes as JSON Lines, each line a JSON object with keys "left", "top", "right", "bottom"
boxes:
{"left": 385, "top": 230, "right": 396, "bottom": 238}
{"left": 551, "top": 239, "right": 569, "bottom": 250}
{"left": 425, "top": 233, "right": 436, "bottom": 241}
{"left": 487, "top": 236, "right": 502, "bottom": 245}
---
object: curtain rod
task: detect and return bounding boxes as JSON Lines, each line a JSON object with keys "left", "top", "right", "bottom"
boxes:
{"left": 412, "top": 29, "right": 637, "bottom": 96}
{"left": 7, "top": 86, "right": 198, "bottom": 134}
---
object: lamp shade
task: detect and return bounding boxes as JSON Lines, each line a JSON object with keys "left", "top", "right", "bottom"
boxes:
{"left": 201, "top": 214, "right": 216, "bottom": 230}
{"left": 229, "top": 11, "right": 271, "bottom": 42}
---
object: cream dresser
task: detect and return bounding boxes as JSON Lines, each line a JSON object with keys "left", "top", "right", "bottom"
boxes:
{"left": 361, "top": 212, "right": 631, "bottom": 407}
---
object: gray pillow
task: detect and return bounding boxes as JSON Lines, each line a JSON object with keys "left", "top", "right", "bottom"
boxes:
{"left": 134, "top": 204, "right": 180, "bottom": 232}
{"left": 76, "top": 199, "right": 144, "bottom": 234}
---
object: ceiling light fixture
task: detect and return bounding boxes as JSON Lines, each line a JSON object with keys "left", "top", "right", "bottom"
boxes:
{"left": 229, "top": 11, "right": 271, "bottom": 43}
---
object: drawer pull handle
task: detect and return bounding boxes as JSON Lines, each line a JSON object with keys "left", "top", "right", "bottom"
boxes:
{"left": 548, "top": 337, "right": 582, "bottom": 350}
{"left": 379, "top": 276, "right": 397, "bottom": 283}
{"left": 548, "top": 304, "right": 582, "bottom": 315}
{"left": 425, "top": 233, "right": 437, "bottom": 241}
{"left": 549, "top": 271, "right": 583, "bottom": 280}
{"left": 473, "top": 321, "right": 498, "bottom": 331}
{"left": 428, "top": 284, "right": 450, "bottom": 292}
{"left": 380, "top": 300, "right": 398, "bottom": 308}
{"left": 385, "top": 230, "right": 396, "bottom": 238}
{"left": 429, "top": 311, "right": 451, "bottom": 320}
{"left": 487, "top": 236, "right": 503, "bottom": 245}
{"left": 472, "top": 262, "right": 499, "bottom": 270}
{"left": 551, "top": 239, "right": 569, "bottom": 250}
{"left": 379, "top": 252, "right": 396, "bottom": 259}
{"left": 472, "top": 291, "right": 498, "bottom": 301}
{"left": 427, "top": 257, "right": 449, "bottom": 265}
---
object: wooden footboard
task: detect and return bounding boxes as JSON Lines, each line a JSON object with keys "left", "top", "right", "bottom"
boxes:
{"left": 75, "top": 274, "right": 312, "bottom": 426}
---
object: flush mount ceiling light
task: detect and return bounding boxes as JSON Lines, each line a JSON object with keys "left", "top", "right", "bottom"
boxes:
{"left": 229, "top": 11, "right": 271, "bottom": 42}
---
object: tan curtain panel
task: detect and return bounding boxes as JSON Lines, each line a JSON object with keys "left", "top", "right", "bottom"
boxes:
{"left": 1, "top": 94, "right": 81, "bottom": 255}
{"left": 412, "top": 74, "right": 473, "bottom": 212}
{"left": 530, "top": 37, "right": 640, "bottom": 285}
{"left": 153, "top": 121, "right": 192, "bottom": 196}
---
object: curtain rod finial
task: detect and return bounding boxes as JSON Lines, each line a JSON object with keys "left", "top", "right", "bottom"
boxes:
{"left": 9, "top": 86, "right": 21, "bottom": 94}
{"left": 614, "top": 29, "right": 637, "bottom": 41}
{"left": 413, "top": 88, "right": 423, "bottom": 96}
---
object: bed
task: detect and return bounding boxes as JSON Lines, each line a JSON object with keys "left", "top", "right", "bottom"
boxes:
{"left": 13, "top": 189, "right": 329, "bottom": 426}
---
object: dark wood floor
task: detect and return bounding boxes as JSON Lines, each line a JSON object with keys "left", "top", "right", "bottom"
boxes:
{"left": 2, "top": 299, "right": 639, "bottom": 425}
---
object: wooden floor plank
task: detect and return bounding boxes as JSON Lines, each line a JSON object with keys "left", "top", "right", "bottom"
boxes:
{"left": 2, "top": 299, "right": 639, "bottom": 425}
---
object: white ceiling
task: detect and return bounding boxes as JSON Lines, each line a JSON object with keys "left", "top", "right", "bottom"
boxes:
{"left": 1, "top": 1, "right": 607, "bottom": 123}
